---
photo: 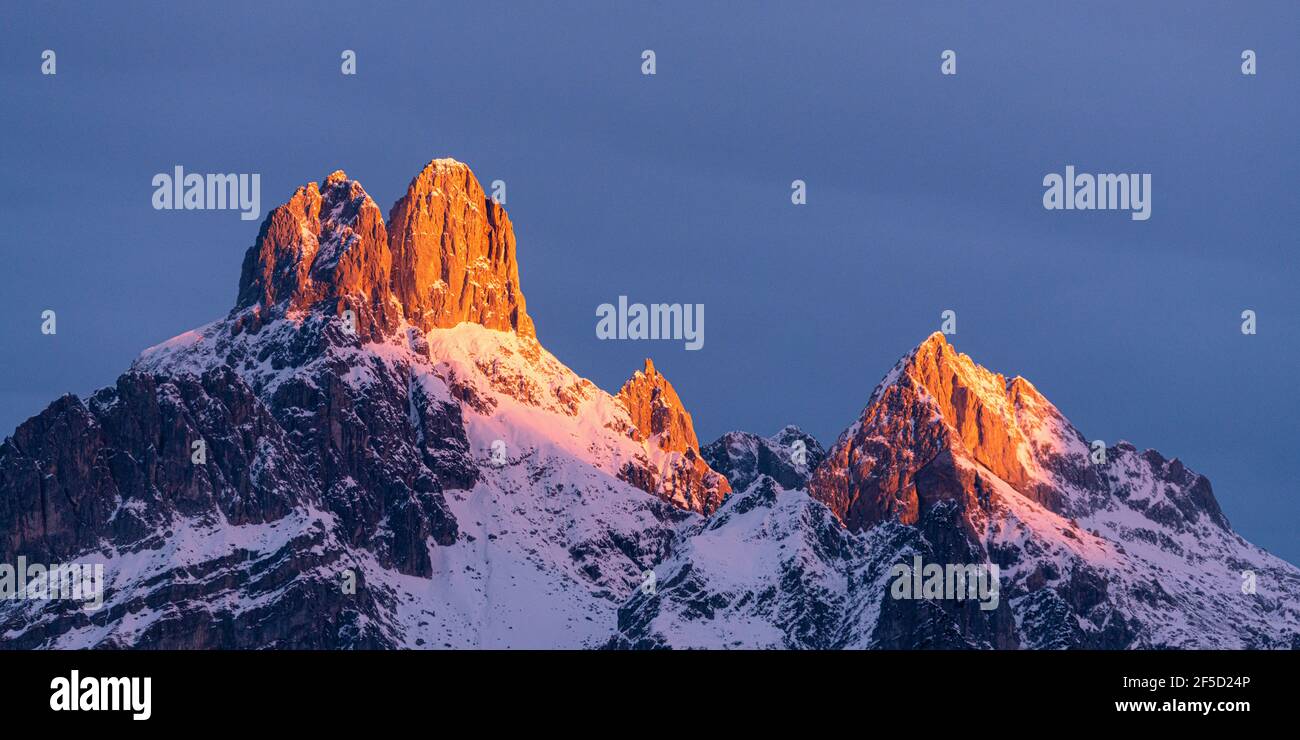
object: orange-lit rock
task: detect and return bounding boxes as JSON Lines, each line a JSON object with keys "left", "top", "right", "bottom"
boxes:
{"left": 234, "top": 171, "right": 398, "bottom": 341}
{"left": 387, "top": 159, "right": 534, "bottom": 338}
{"left": 616, "top": 358, "right": 731, "bottom": 514}
{"left": 237, "top": 160, "right": 534, "bottom": 343}
{"left": 616, "top": 358, "right": 700, "bottom": 453}
{"left": 808, "top": 333, "right": 1066, "bottom": 532}
{"left": 900, "top": 333, "right": 1032, "bottom": 489}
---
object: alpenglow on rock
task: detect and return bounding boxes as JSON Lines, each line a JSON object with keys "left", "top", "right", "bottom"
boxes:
{"left": 0, "top": 158, "right": 730, "bottom": 648}
{"left": 388, "top": 159, "right": 534, "bottom": 338}
{"left": 235, "top": 171, "right": 399, "bottom": 342}
{"left": 615, "top": 359, "right": 732, "bottom": 515}
{"left": 614, "top": 333, "right": 1299, "bottom": 649}
{"left": 1, "top": 160, "right": 1296, "bottom": 650}
{"left": 235, "top": 159, "right": 533, "bottom": 342}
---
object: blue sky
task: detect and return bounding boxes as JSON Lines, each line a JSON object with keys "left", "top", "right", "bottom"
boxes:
{"left": 2, "top": 1, "right": 1296, "bottom": 564}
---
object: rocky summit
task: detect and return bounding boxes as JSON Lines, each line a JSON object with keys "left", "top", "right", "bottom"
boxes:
{"left": 1, "top": 159, "right": 1297, "bottom": 649}
{"left": 387, "top": 159, "right": 534, "bottom": 339}
{"left": 616, "top": 359, "right": 731, "bottom": 515}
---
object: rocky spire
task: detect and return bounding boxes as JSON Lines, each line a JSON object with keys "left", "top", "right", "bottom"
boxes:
{"left": 616, "top": 358, "right": 701, "bottom": 453}
{"left": 234, "top": 171, "right": 398, "bottom": 341}
{"left": 233, "top": 159, "right": 534, "bottom": 341}
{"left": 387, "top": 158, "right": 535, "bottom": 338}
{"left": 615, "top": 358, "right": 732, "bottom": 514}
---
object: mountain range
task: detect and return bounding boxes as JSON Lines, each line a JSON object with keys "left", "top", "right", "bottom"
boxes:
{"left": 2, "top": 158, "right": 1296, "bottom": 649}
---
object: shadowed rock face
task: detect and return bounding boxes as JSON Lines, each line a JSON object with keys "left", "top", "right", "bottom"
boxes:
{"left": 388, "top": 159, "right": 534, "bottom": 338}
{"left": 0, "top": 353, "right": 470, "bottom": 648}
{"left": 702, "top": 426, "right": 825, "bottom": 492}
{"left": 0, "top": 348, "right": 470, "bottom": 557}
{"left": 3, "top": 160, "right": 1296, "bottom": 651}
{"left": 0, "top": 369, "right": 300, "bottom": 565}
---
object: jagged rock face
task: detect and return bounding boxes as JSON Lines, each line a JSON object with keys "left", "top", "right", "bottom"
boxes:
{"left": 387, "top": 159, "right": 534, "bottom": 338}
{"left": 607, "top": 479, "right": 1019, "bottom": 649}
{"left": 234, "top": 160, "right": 534, "bottom": 343}
{"left": 811, "top": 333, "right": 1066, "bottom": 530}
{"left": 235, "top": 172, "right": 398, "bottom": 343}
{"left": 0, "top": 313, "right": 473, "bottom": 634}
{"left": 778, "top": 331, "right": 1299, "bottom": 649}
{"left": 615, "top": 359, "right": 731, "bottom": 515}
{"left": 0, "top": 367, "right": 306, "bottom": 567}
{"left": 1101, "top": 442, "right": 1230, "bottom": 532}
{"left": 900, "top": 335, "right": 1032, "bottom": 489}
{"left": 0, "top": 359, "right": 434, "bottom": 649}
{"left": 807, "top": 332, "right": 1232, "bottom": 537}
{"left": 4, "top": 159, "right": 1297, "bottom": 650}
{"left": 607, "top": 478, "right": 868, "bottom": 649}
{"left": 616, "top": 359, "right": 700, "bottom": 453}
{"left": 0, "top": 159, "right": 733, "bottom": 648}
{"left": 0, "top": 318, "right": 475, "bottom": 646}
{"left": 703, "top": 426, "right": 825, "bottom": 492}
{"left": 617, "top": 422, "right": 1018, "bottom": 649}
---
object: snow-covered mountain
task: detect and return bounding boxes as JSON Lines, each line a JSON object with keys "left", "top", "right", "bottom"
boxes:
{"left": 703, "top": 426, "right": 825, "bottom": 493}
{"left": 2, "top": 159, "right": 1296, "bottom": 649}
{"left": 618, "top": 335, "right": 1300, "bottom": 648}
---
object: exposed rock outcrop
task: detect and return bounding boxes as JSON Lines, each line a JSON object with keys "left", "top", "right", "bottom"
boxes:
{"left": 616, "top": 359, "right": 701, "bottom": 454}
{"left": 702, "top": 426, "right": 825, "bottom": 492}
{"left": 615, "top": 359, "right": 731, "bottom": 514}
{"left": 387, "top": 159, "right": 534, "bottom": 338}
{"left": 235, "top": 172, "right": 399, "bottom": 342}
{"left": 3, "top": 160, "right": 1296, "bottom": 651}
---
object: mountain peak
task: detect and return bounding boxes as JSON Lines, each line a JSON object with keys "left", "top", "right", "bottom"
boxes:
{"left": 812, "top": 333, "right": 1075, "bottom": 530}
{"left": 811, "top": 333, "right": 1232, "bottom": 543}
{"left": 614, "top": 358, "right": 732, "bottom": 513}
{"left": 323, "top": 169, "right": 351, "bottom": 187}
{"left": 616, "top": 359, "right": 699, "bottom": 453}
{"left": 417, "top": 157, "right": 472, "bottom": 175}
{"left": 388, "top": 157, "right": 534, "bottom": 338}
{"left": 906, "top": 330, "right": 964, "bottom": 372}
{"left": 918, "top": 330, "right": 949, "bottom": 349}
{"left": 702, "top": 425, "right": 827, "bottom": 492}
{"left": 234, "top": 170, "right": 397, "bottom": 340}
{"left": 884, "top": 332, "right": 1020, "bottom": 412}
{"left": 232, "top": 158, "right": 534, "bottom": 340}
{"left": 773, "top": 423, "right": 807, "bottom": 438}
